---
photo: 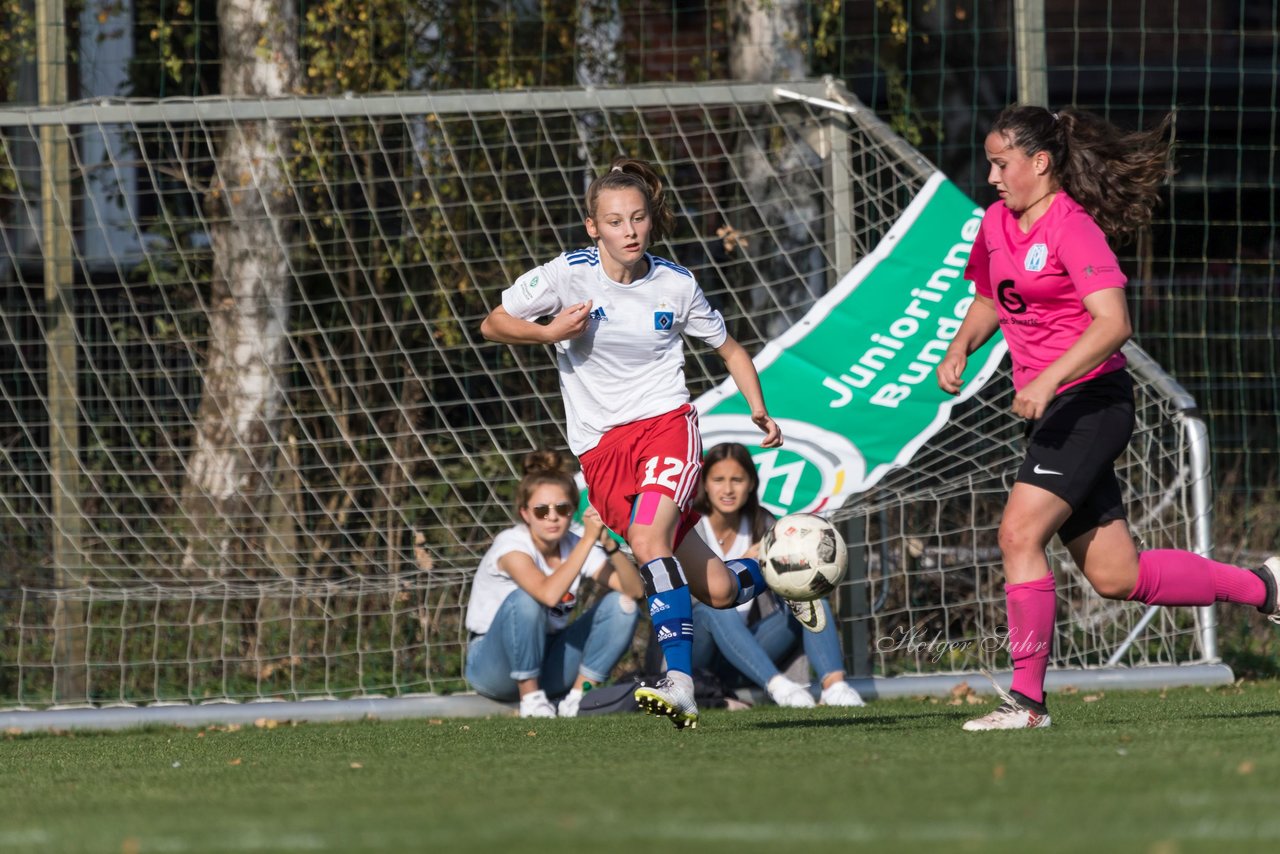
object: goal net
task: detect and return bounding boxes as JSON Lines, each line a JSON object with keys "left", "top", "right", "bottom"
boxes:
{"left": 0, "top": 80, "right": 1221, "bottom": 712}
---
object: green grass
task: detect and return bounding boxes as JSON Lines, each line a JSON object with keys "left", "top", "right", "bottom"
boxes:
{"left": 3, "top": 682, "right": 1280, "bottom": 853}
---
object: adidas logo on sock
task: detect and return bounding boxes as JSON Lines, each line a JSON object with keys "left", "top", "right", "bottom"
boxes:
{"left": 656, "top": 626, "right": 676, "bottom": 642}
{"left": 650, "top": 597, "right": 669, "bottom": 613}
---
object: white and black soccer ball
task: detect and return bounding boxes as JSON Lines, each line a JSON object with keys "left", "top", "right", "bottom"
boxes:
{"left": 759, "top": 512, "right": 848, "bottom": 602}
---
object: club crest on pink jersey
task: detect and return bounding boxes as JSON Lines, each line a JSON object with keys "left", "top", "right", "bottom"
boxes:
{"left": 1024, "top": 243, "right": 1048, "bottom": 272}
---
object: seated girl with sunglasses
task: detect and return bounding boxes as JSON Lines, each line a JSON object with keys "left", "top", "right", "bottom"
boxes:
{"left": 464, "top": 450, "right": 645, "bottom": 718}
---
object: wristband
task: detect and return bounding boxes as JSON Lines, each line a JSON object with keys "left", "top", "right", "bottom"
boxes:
{"left": 603, "top": 543, "right": 619, "bottom": 556}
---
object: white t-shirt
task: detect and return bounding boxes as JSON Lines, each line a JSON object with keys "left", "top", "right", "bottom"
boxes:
{"left": 696, "top": 515, "right": 758, "bottom": 624}
{"left": 465, "top": 525, "right": 608, "bottom": 635}
{"left": 501, "top": 248, "right": 728, "bottom": 454}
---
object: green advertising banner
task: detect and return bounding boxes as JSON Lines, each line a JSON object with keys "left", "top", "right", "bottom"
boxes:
{"left": 696, "top": 173, "right": 1007, "bottom": 516}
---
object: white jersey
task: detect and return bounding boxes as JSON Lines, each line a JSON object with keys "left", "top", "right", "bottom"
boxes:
{"left": 464, "top": 525, "right": 607, "bottom": 636}
{"left": 501, "top": 247, "right": 728, "bottom": 454}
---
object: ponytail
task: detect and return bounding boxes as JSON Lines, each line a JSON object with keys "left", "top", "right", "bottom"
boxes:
{"left": 584, "top": 156, "right": 676, "bottom": 243}
{"left": 991, "top": 105, "right": 1173, "bottom": 244}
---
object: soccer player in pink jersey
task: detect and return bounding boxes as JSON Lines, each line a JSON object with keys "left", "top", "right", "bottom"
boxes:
{"left": 938, "top": 105, "right": 1280, "bottom": 731}
{"left": 482, "top": 157, "right": 821, "bottom": 729}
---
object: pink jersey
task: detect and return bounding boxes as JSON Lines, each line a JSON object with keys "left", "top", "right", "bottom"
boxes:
{"left": 965, "top": 193, "right": 1128, "bottom": 392}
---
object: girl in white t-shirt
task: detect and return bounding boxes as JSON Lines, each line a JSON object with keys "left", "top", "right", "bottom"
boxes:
{"left": 464, "top": 451, "right": 644, "bottom": 718}
{"left": 691, "top": 443, "right": 865, "bottom": 709}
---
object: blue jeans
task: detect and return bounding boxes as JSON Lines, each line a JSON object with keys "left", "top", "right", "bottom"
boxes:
{"left": 465, "top": 588, "right": 639, "bottom": 701}
{"left": 691, "top": 597, "right": 843, "bottom": 690}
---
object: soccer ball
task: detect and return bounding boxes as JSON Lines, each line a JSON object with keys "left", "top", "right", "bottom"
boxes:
{"left": 759, "top": 513, "right": 847, "bottom": 601}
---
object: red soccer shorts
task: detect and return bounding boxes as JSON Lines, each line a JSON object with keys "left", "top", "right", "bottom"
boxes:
{"left": 578, "top": 404, "right": 702, "bottom": 548}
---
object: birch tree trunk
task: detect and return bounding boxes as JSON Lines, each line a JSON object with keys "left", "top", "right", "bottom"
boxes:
{"left": 730, "top": 0, "right": 807, "bottom": 83}
{"left": 182, "top": 0, "right": 298, "bottom": 576}
{"left": 575, "top": 0, "right": 623, "bottom": 190}
{"left": 576, "top": 0, "right": 623, "bottom": 89}
{"left": 729, "top": 0, "right": 826, "bottom": 337}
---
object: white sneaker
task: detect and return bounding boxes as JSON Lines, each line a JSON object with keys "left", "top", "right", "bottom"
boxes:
{"left": 634, "top": 673, "right": 699, "bottom": 729}
{"left": 1254, "top": 557, "right": 1280, "bottom": 624}
{"left": 519, "top": 689, "right": 557, "bottom": 718}
{"left": 767, "top": 675, "right": 816, "bottom": 708}
{"left": 820, "top": 680, "right": 866, "bottom": 707}
{"left": 557, "top": 688, "right": 584, "bottom": 718}
{"left": 962, "top": 681, "right": 1050, "bottom": 731}
{"left": 784, "top": 598, "right": 827, "bottom": 633}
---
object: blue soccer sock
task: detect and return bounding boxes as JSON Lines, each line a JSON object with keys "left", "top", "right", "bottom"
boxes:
{"left": 725, "top": 558, "right": 768, "bottom": 607}
{"left": 639, "top": 557, "right": 694, "bottom": 676}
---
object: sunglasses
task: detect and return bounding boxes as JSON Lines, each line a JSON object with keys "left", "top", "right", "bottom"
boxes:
{"left": 529, "top": 502, "right": 574, "bottom": 520}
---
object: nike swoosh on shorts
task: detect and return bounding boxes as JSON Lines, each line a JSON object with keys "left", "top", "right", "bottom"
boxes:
{"left": 1033, "top": 464, "right": 1063, "bottom": 476}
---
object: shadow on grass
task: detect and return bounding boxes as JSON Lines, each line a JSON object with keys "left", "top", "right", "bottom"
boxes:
{"left": 1186, "top": 708, "right": 1280, "bottom": 722}
{"left": 749, "top": 710, "right": 972, "bottom": 730}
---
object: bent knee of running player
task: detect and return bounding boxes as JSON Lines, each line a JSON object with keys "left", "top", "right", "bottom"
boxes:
{"left": 629, "top": 491, "right": 725, "bottom": 605}
{"left": 672, "top": 530, "right": 738, "bottom": 607}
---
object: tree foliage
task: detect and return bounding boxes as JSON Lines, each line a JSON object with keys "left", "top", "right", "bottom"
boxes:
{"left": 124, "top": 0, "right": 587, "bottom": 98}
{"left": 112, "top": 2, "right": 589, "bottom": 577}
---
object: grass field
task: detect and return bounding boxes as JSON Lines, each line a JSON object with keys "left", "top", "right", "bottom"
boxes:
{"left": 3, "top": 681, "right": 1279, "bottom": 853}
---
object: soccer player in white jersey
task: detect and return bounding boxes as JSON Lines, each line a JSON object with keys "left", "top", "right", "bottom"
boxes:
{"left": 482, "top": 157, "right": 821, "bottom": 729}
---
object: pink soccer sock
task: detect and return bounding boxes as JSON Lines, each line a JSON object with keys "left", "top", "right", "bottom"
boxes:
{"left": 1128, "top": 549, "right": 1266, "bottom": 608}
{"left": 1005, "top": 574, "right": 1056, "bottom": 706}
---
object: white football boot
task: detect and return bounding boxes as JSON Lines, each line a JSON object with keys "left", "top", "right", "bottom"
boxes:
{"left": 1254, "top": 556, "right": 1280, "bottom": 624}
{"left": 634, "top": 673, "right": 699, "bottom": 730}
{"left": 962, "top": 680, "right": 1051, "bottom": 732}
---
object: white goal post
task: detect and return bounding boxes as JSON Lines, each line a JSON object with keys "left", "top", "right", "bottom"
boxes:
{"left": 0, "top": 78, "right": 1228, "bottom": 728}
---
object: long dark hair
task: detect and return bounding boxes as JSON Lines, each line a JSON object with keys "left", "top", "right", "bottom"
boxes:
{"left": 584, "top": 156, "right": 676, "bottom": 244}
{"left": 990, "top": 104, "right": 1173, "bottom": 244}
{"left": 514, "top": 449, "right": 578, "bottom": 517}
{"left": 692, "top": 442, "right": 772, "bottom": 543}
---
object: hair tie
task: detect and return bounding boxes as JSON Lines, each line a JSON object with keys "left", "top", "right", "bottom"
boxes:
{"left": 1052, "top": 112, "right": 1061, "bottom": 121}
{"left": 611, "top": 165, "right": 623, "bottom": 173}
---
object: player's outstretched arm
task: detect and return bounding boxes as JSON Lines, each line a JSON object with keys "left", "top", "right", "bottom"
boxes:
{"left": 715, "top": 335, "right": 782, "bottom": 448}
{"left": 480, "top": 302, "right": 593, "bottom": 345}
{"left": 937, "top": 294, "right": 1000, "bottom": 395}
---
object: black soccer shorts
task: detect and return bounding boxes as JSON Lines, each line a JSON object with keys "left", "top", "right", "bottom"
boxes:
{"left": 1015, "top": 369, "right": 1136, "bottom": 544}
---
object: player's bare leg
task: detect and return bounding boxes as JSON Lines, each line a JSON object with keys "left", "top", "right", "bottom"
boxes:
{"left": 1073, "top": 518, "right": 1277, "bottom": 622}
{"left": 675, "top": 525, "right": 825, "bottom": 632}
{"left": 627, "top": 494, "right": 700, "bottom": 728}
{"left": 628, "top": 494, "right": 780, "bottom": 727}
{"left": 671, "top": 523, "right": 740, "bottom": 606}
{"left": 1067, "top": 519, "right": 1139, "bottom": 599}
{"left": 964, "top": 484, "right": 1067, "bottom": 732}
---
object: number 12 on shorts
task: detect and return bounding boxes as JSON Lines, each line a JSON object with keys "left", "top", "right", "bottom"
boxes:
{"left": 642, "top": 456, "right": 685, "bottom": 490}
